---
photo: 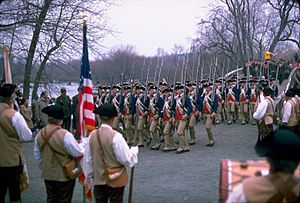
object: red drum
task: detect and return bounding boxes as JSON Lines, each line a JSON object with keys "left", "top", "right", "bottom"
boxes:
{"left": 219, "top": 159, "right": 300, "bottom": 203}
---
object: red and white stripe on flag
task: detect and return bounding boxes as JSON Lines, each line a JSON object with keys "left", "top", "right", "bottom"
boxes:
{"left": 2, "top": 46, "right": 12, "bottom": 84}
{"left": 79, "top": 77, "right": 95, "bottom": 137}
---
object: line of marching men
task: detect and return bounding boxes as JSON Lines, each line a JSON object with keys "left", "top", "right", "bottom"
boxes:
{"left": 94, "top": 75, "right": 285, "bottom": 154}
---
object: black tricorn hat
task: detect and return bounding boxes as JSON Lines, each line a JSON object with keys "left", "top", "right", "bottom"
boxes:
{"left": 0, "top": 83, "right": 17, "bottom": 98}
{"left": 255, "top": 127, "right": 300, "bottom": 161}
{"left": 162, "top": 87, "right": 173, "bottom": 93}
{"left": 203, "top": 82, "right": 212, "bottom": 88}
{"left": 112, "top": 85, "right": 121, "bottom": 90}
{"left": 249, "top": 79, "right": 258, "bottom": 83}
{"left": 149, "top": 85, "right": 157, "bottom": 90}
{"left": 93, "top": 103, "right": 118, "bottom": 117}
{"left": 226, "top": 79, "right": 236, "bottom": 83}
{"left": 135, "top": 84, "right": 145, "bottom": 90}
{"left": 123, "top": 85, "right": 131, "bottom": 90}
{"left": 175, "top": 84, "right": 184, "bottom": 90}
{"left": 159, "top": 81, "right": 167, "bottom": 86}
{"left": 42, "top": 104, "right": 64, "bottom": 120}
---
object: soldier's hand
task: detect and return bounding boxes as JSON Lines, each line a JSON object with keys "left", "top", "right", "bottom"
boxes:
{"left": 153, "top": 115, "right": 159, "bottom": 119}
{"left": 199, "top": 112, "right": 203, "bottom": 120}
{"left": 128, "top": 115, "right": 133, "bottom": 120}
{"left": 194, "top": 111, "right": 199, "bottom": 117}
{"left": 182, "top": 114, "right": 188, "bottom": 120}
{"left": 171, "top": 118, "right": 176, "bottom": 125}
{"left": 211, "top": 112, "right": 216, "bottom": 118}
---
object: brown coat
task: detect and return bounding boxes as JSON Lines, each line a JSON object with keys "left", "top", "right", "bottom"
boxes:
{"left": 20, "top": 104, "right": 34, "bottom": 129}
{"left": 36, "top": 124, "right": 70, "bottom": 181}
{"left": 89, "top": 127, "right": 125, "bottom": 186}
{"left": 287, "top": 99, "right": 299, "bottom": 127}
{"left": 0, "top": 103, "right": 25, "bottom": 167}
{"left": 264, "top": 97, "right": 275, "bottom": 125}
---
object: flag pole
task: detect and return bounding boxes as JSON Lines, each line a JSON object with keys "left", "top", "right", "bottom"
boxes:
{"left": 79, "top": 11, "right": 94, "bottom": 203}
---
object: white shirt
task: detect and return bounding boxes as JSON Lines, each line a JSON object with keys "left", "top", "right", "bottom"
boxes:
{"left": 34, "top": 128, "right": 88, "bottom": 169}
{"left": 12, "top": 111, "right": 32, "bottom": 142}
{"left": 83, "top": 124, "right": 138, "bottom": 180}
{"left": 226, "top": 183, "right": 247, "bottom": 203}
{"left": 253, "top": 94, "right": 269, "bottom": 120}
{"left": 282, "top": 100, "right": 292, "bottom": 123}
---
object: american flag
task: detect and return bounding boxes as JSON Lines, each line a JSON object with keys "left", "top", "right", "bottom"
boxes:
{"left": 2, "top": 45, "right": 12, "bottom": 84}
{"left": 78, "top": 20, "right": 95, "bottom": 201}
{"left": 78, "top": 21, "right": 95, "bottom": 137}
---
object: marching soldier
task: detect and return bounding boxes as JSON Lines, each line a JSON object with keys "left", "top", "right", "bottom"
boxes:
{"left": 225, "top": 79, "right": 238, "bottom": 125}
{"left": 135, "top": 84, "right": 150, "bottom": 147}
{"left": 198, "top": 82, "right": 218, "bottom": 147}
{"left": 186, "top": 82, "right": 198, "bottom": 145}
{"left": 161, "top": 87, "right": 177, "bottom": 152}
{"left": 174, "top": 84, "right": 190, "bottom": 153}
{"left": 215, "top": 79, "right": 225, "bottom": 124}
{"left": 120, "top": 84, "right": 135, "bottom": 145}
{"left": 148, "top": 85, "right": 164, "bottom": 150}
{"left": 104, "top": 85, "right": 119, "bottom": 104}
{"left": 247, "top": 79, "right": 258, "bottom": 125}
{"left": 238, "top": 80, "right": 249, "bottom": 125}
{"left": 111, "top": 85, "right": 122, "bottom": 131}
{"left": 97, "top": 85, "right": 106, "bottom": 107}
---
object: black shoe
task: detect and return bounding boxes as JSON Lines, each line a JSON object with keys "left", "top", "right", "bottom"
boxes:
{"left": 151, "top": 144, "right": 161, "bottom": 150}
{"left": 205, "top": 141, "right": 215, "bottom": 147}
{"left": 175, "top": 149, "right": 185, "bottom": 154}
{"left": 138, "top": 144, "right": 144, "bottom": 147}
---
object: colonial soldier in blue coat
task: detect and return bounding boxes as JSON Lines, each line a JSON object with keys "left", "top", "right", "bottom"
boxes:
{"left": 225, "top": 79, "right": 239, "bottom": 125}
{"left": 174, "top": 84, "right": 191, "bottom": 153}
{"left": 198, "top": 82, "right": 218, "bottom": 146}
{"left": 135, "top": 84, "right": 150, "bottom": 147}
{"left": 186, "top": 82, "right": 199, "bottom": 145}
{"left": 148, "top": 85, "right": 164, "bottom": 150}
{"left": 119, "top": 84, "right": 136, "bottom": 144}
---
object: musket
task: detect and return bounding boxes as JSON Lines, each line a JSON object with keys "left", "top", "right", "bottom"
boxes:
{"left": 195, "top": 50, "right": 201, "bottom": 101}
{"left": 221, "top": 58, "right": 225, "bottom": 96}
{"left": 171, "top": 56, "right": 179, "bottom": 108}
{"left": 275, "top": 62, "right": 280, "bottom": 87}
{"left": 236, "top": 63, "right": 239, "bottom": 85}
{"left": 128, "top": 59, "right": 136, "bottom": 203}
{"left": 246, "top": 61, "right": 250, "bottom": 92}
{"left": 200, "top": 54, "right": 204, "bottom": 82}
{"left": 153, "top": 56, "right": 160, "bottom": 85}
{"left": 209, "top": 56, "right": 213, "bottom": 82}
{"left": 140, "top": 57, "right": 146, "bottom": 83}
{"left": 211, "top": 54, "right": 218, "bottom": 104}
{"left": 119, "top": 60, "right": 127, "bottom": 105}
{"left": 144, "top": 58, "right": 152, "bottom": 103}
{"left": 259, "top": 53, "right": 264, "bottom": 80}
{"left": 106, "top": 64, "right": 116, "bottom": 103}
{"left": 182, "top": 52, "right": 189, "bottom": 106}
{"left": 156, "top": 56, "right": 163, "bottom": 101}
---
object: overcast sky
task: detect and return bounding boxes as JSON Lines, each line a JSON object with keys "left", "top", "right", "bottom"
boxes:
{"left": 102, "top": 0, "right": 214, "bottom": 56}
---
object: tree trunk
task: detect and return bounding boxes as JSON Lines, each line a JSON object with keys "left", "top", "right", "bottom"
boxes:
{"left": 23, "top": 0, "right": 52, "bottom": 99}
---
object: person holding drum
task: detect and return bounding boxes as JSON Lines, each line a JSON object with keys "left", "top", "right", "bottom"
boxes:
{"left": 226, "top": 127, "right": 300, "bottom": 203}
